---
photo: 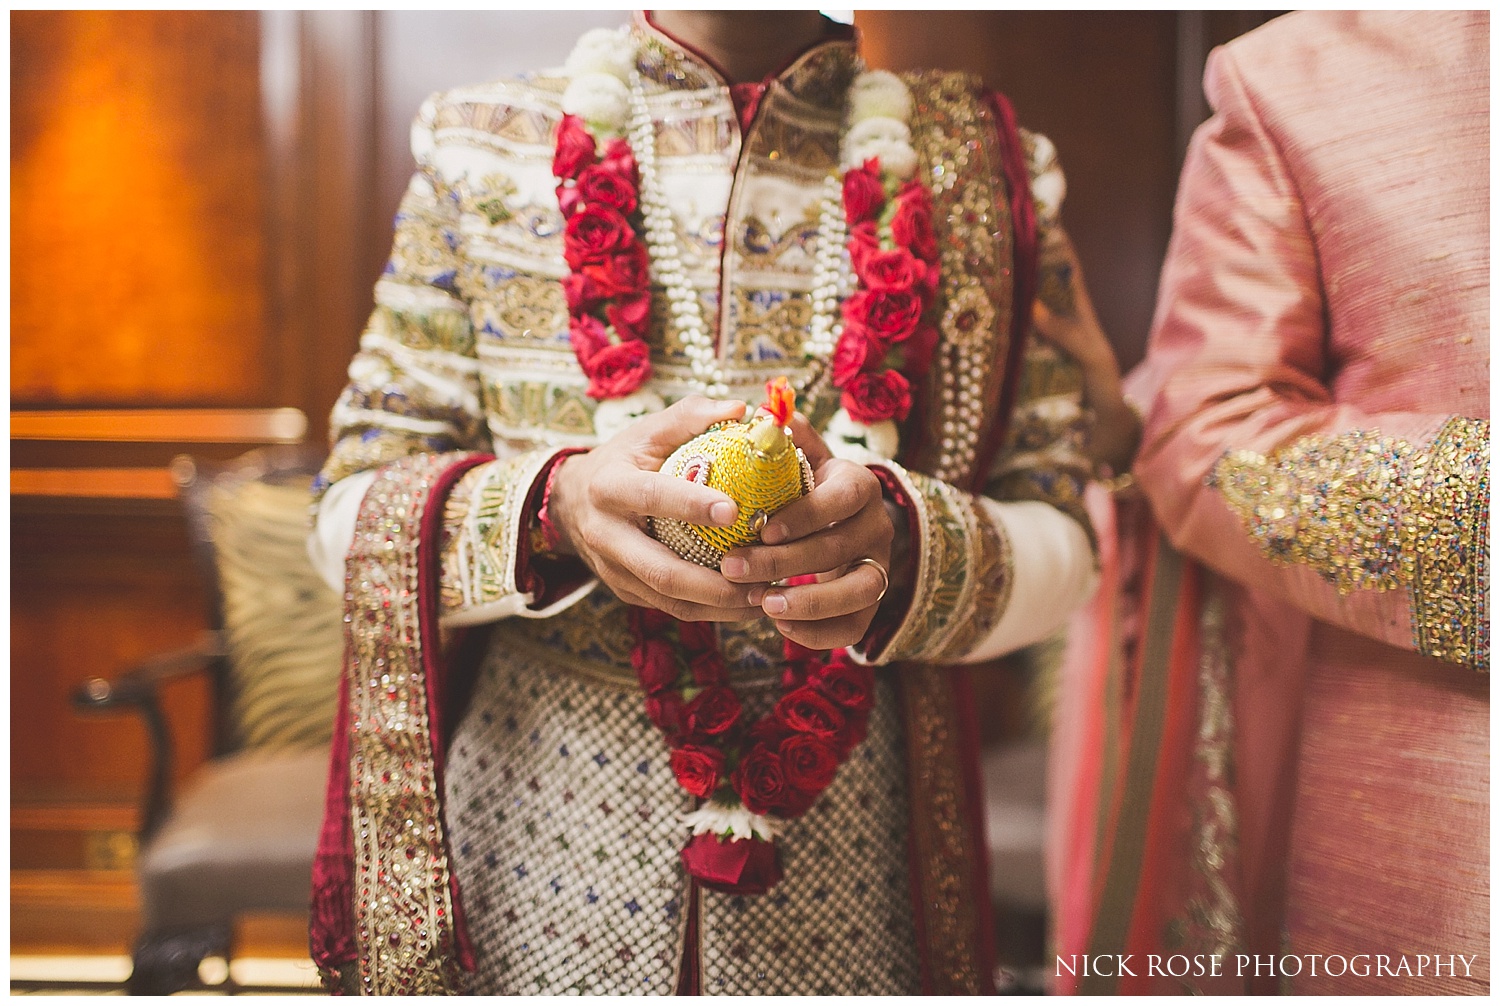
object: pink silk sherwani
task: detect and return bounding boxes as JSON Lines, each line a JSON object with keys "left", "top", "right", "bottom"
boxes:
{"left": 1054, "top": 10, "right": 1488, "bottom": 995}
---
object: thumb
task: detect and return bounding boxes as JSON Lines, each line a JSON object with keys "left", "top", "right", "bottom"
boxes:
{"left": 630, "top": 395, "right": 747, "bottom": 461}
{"left": 786, "top": 410, "right": 833, "bottom": 471}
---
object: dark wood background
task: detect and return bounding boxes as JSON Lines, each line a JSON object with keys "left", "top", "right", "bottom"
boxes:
{"left": 9, "top": 10, "right": 1276, "bottom": 952}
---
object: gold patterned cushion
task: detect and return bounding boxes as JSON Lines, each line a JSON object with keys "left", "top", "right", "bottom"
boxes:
{"left": 207, "top": 476, "right": 343, "bottom": 750}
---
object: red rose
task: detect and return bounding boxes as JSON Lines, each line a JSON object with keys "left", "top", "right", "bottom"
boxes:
{"left": 848, "top": 221, "right": 880, "bottom": 269}
{"left": 747, "top": 716, "right": 786, "bottom": 748}
{"left": 557, "top": 183, "right": 583, "bottom": 219}
{"left": 581, "top": 241, "right": 650, "bottom": 298}
{"left": 771, "top": 786, "right": 819, "bottom": 819}
{"left": 552, "top": 114, "right": 597, "bottom": 180}
{"left": 778, "top": 733, "right": 840, "bottom": 792}
{"left": 583, "top": 339, "right": 652, "bottom": 400}
{"left": 830, "top": 327, "right": 883, "bottom": 388}
{"left": 669, "top": 745, "right": 725, "bottom": 798}
{"left": 780, "top": 637, "right": 822, "bottom": 692}
{"left": 900, "top": 322, "right": 939, "bottom": 377}
{"left": 732, "top": 745, "right": 787, "bottom": 815}
{"left": 857, "top": 246, "right": 926, "bottom": 296}
{"left": 784, "top": 638, "right": 820, "bottom": 661}
{"left": 676, "top": 620, "right": 716, "bottom": 652}
{"left": 635, "top": 607, "right": 675, "bottom": 634}
{"left": 890, "top": 186, "right": 938, "bottom": 263}
{"left": 632, "top": 636, "right": 680, "bottom": 695}
{"left": 599, "top": 137, "right": 639, "bottom": 188}
{"left": 841, "top": 369, "right": 912, "bottom": 424}
{"left": 773, "top": 685, "right": 846, "bottom": 739}
{"left": 562, "top": 272, "right": 605, "bottom": 314}
{"left": 810, "top": 656, "right": 875, "bottom": 712}
{"left": 606, "top": 291, "right": 651, "bottom": 341}
{"left": 685, "top": 685, "right": 742, "bottom": 737}
{"left": 563, "top": 205, "right": 633, "bottom": 270}
{"left": 842, "top": 160, "right": 886, "bottom": 226}
{"left": 645, "top": 691, "right": 687, "bottom": 739}
{"left": 834, "top": 713, "right": 869, "bottom": 757}
{"left": 688, "top": 650, "right": 727, "bottom": 687}
{"left": 577, "top": 163, "right": 638, "bottom": 216}
{"left": 844, "top": 288, "right": 923, "bottom": 344}
{"left": 680, "top": 832, "right": 784, "bottom": 895}
{"left": 568, "top": 313, "right": 611, "bottom": 364}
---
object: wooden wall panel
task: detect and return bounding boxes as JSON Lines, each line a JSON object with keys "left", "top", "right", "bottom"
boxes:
{"left": 262, "top": 10, "right": 380, "bottom": 449}
{"left": 10, "top": 11, "right": 270, "bottom": 408}
{"left": 11, "top": 505, "right": 214, "bottom": 806}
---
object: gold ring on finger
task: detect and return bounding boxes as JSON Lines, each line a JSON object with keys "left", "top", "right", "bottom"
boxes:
{"left": 847, "top": 556, "right": 889, "bottom": 603}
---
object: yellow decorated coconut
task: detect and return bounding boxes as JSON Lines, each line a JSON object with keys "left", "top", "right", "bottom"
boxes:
{"left": 651, "top": 378, "right": 814, "bottom": 568}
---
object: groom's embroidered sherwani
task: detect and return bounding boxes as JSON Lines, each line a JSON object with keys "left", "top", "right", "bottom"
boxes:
{"left": 308, "top": 13, "right": 1097, "bottom": 995}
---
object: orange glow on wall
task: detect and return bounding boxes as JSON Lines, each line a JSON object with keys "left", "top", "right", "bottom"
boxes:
{"left": 11, "top": 10, "right": 271, "bottom": 407}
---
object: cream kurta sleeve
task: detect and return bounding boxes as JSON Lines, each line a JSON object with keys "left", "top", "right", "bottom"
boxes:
{"left": 308, "top": 94, "right": 595, "bottom": 625}
{"left": 1133, "top": 44, "right": 1489, "bottom": 669}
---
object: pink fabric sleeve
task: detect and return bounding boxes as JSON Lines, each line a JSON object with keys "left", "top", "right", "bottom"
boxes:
{"left": 1133, "top": 46, "right": 1488, "bottom": 667}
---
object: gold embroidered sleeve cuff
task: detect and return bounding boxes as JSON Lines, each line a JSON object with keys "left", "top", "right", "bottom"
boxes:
{"left": 440, "top": 447, "right": 598, "bottom": 627}
{"left": 1210, "top": 416, "right": 1489, "bottom": 670}
{"left": 854, "top": 458, "right": 1100, "bottom": 666}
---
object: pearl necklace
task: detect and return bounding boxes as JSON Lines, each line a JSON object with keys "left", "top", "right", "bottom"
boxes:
{"left": 627, "top": 70, "right": 844, "bottom": 403}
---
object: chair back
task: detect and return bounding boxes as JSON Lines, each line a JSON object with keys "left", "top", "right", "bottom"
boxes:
{"left": 170, "top": 446, "right": 343, "bottom": 756}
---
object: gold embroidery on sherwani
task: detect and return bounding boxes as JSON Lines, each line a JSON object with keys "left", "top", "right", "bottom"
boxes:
{"left": 902, "top": 666, "right": 983, "bottom": 993}
{"left": 439, "top": 449, "right": 556, "bottom": 615}
{"left": 930, "top": 507, "right": 1014, "bottom": 663}
{"left": 903, "top": 72, "right": 1014, "bottom": 486}
{"left": 346, "top": 453, "right": 483, "bottom": 994}
{"left": 868, "top": 462, "right": 1017, "bottom": 668}
{"left": 1210, "top": 416, "right": 1490, "bottom": 668}
{"left": 317, "top": 146, "right": 487, "bottom": 499}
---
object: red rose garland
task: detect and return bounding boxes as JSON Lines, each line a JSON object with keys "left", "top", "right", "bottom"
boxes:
{"left": 629, "top": 598, "right": 877, "bottom": 895}
{"left": 554, "top": 114, "right": 653, "bottom": 401}
{"left": 833, "top": 158, "right": 942, "bottom": 425}
{"left": 554, "top": 102, "right": 917, "bottom": 895}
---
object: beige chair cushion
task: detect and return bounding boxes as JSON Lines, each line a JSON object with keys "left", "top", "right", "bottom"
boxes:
{"left": 137, "top": 747, "right": 329, "bottom": 929}
{"left": 206, "top": 477, "right": 343, "bottom": 750}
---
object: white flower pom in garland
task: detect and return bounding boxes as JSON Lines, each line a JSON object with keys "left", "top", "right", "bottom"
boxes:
{"left": 839, "top": 71, "right": 919, "bottom": 179}
{"left": 841, "top": 115, "right": 919, "bottom": 179}
{"left": 847, "top": 69, "right": 913, "bottom": 125}
{"left": 681, "top": 799, "right": 784, "bottom": 843}
{"left": 826, "top": 408, "right": 900, "bottom": 460}
{"left": 562, "top": 72, "right": 631, "bottom": 135}
{"left": 564, "top": 26, "right": 635, "bottom": 82}
{"left": 591, "top": 389, "right": 665, "bottom": 442}
{"left": 1028, "top": 132, "right": 1067, "bottom": 227}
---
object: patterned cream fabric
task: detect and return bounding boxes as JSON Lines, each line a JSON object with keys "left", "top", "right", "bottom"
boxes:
{"left": 445, "top": 628, "right": 919, "bottom": 994}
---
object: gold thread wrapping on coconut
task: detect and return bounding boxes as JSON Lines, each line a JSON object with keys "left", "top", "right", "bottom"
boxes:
{"left": 652, "top": 414, "right": 813, "bottom": 567}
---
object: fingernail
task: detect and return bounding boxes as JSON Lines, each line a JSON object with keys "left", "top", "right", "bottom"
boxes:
{"left": 747, "top": 585, "right": 766, "bottom": 605}
{"left": 722, "top": 557, "right": 748, "bottom": 578}
{"left": 762, "top": 592, "right": 787, "bottom": 615}
{"left": 761, "top": 522, "right": 787, "bottom": 544}
{"left": 710, "top": 501, "right": 737, "bottom": 526}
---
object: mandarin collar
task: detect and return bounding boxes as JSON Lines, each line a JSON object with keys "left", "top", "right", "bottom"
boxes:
{"left": 630, "top": 11, "right": 861, "bottom": 106}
